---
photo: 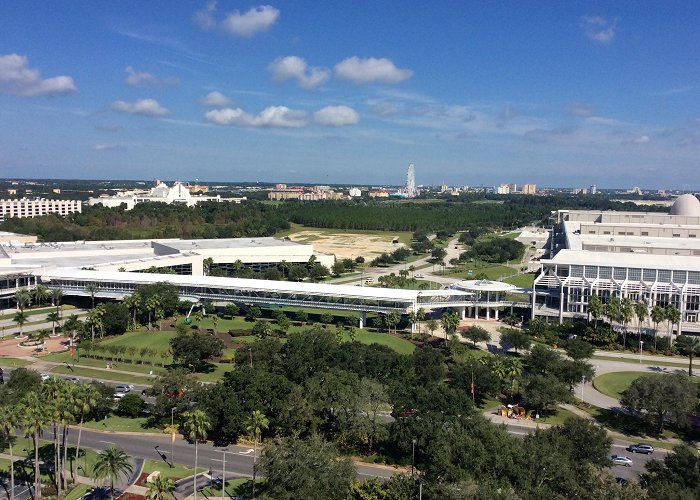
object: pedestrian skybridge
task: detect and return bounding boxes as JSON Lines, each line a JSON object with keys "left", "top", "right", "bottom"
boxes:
{"left": 40, "top": 270, "right": 475, "bottom": 325}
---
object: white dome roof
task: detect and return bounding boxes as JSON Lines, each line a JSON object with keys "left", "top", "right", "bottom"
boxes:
{"left": 670, "top": 194, "right": 700, "bottom": 216}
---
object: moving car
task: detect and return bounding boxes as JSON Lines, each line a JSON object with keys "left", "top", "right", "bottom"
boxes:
{"left": 115, "top": 385, "right": 132, "bottom": 393}
{"left": 415, "top": 273, "right": 424, "bottom": 278}
{"left": 113, "top": 391, "right": 127, "bottom": 400}
{"left": 40, "top": 373, "right": 51, "bottom": 382}
{"left": 627, "top": 443, "right": 654, "bottom": 454}
{"left": 611, "top": 455, "right": 633, "bottom": 467}
{"left": 63, "top": 376, "right": 80, "bottom": 384}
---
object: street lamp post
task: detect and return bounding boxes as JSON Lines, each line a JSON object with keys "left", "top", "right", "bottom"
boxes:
{"left": 411, "top": 438, "right": 416, "bottom": 476}
{"left": 639, "top": 340, "right": 644, "bottom": 363}
{"left": 171, "top": 407, "right": 175, "bottom": 426}
{"left": 216, "top": 449, "right": 236, "bottom": 500}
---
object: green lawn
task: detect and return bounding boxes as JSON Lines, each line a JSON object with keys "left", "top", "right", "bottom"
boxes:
{"left": 197, "top": 363, "right": 235, "bottom": 382}
{"left": 64, "top": 483, "right": 91, "bottom": 500}
{"left": 50, "top": 365, "right": 155, "bottom": 385}
{"left": 0, "top": 304, "right": 75, "bottom": 321}
{"left": 0, "top": 356, "right": 33, "bottom": 368}
{"left": 446, "top": 264, "right": 517, "bottom": 281}
{"left": 344, "top": 330, "right": 415, "bottom": 354}
{"left": 141, "top": 459, "right": 204, "bottom": 480}
{"left": 82, "top": 415, "right": 161, "bottom": 433}
{"left": 592, "top": 354, "right": 696, "bottom": 370}
{"left": 101, "top": 330, "right": 177, "bottom": 351}
{"left": 200, "top": 478, "right": 263, "bottom": 498}
{"left": 593, "top": 371, "right": 700, "bottom": 399}
{"left": 537, "top": 406, "right": 579, "bottom": 425}
{"left": 504, "top": 273, "right": 535, "bottom": 288}
{"left": 44, "top": 351, "right": 168, "bottom": 375}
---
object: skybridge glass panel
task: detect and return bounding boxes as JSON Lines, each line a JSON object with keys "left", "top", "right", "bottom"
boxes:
{"left": 643, "top": 269, "right": 656, "bottom": 282}
{"left": 584, "top": 266, "right": 597, "bottom": 279}
{"left": 599, "top": 267, "right": 612, "bottom": 279}
{"left": 628, "top": 268, "right": 641, "bottom": 281}
{"left": 613, "top": 268, "right": 626, "bottom": 280}
{"left": 689, "top": 272, "right": 700, "bottom": 285}
{"left": 672, "top": 271, "right": 687, "bottom": 284}
{"left": 570, "top": 265, "right": 583, "bottom": 277}
{"left": 658, "top": 270, "right": 671, "bottom": 283}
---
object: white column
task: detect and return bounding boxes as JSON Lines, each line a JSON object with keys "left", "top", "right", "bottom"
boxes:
{"left": 460, "top": 307, "right": 466, "bottom": 320}
{"left": 495, "top": 309, "right": 499, "bottom": 320}
{"left": 559, "top": 282, "right": 565, "bottom": 324}
{"left": 475, "top": 306, "right": 479, "bottom": 319}
{"left": 359, "top": 311, "right": 366, "bottom": 329}
{"left": 486, "top": 307, "right": 491, "bottom": 320}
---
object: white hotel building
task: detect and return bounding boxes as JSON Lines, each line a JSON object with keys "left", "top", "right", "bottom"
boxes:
{"left": 532, "top": 194, "right": 700, "bottom": 333}
{"left": 0, "top": 198, "right": 82, "bottom": 223}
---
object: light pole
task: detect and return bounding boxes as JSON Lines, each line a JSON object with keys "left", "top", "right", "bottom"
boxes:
{"left": 411, "top": 438, "right": 416, "bottom": 476}
{"left": 639, "top": 340, "right": 644, "bottom": 363}
{"left": 171, "top": 407, "right": 175, "bottom": 426}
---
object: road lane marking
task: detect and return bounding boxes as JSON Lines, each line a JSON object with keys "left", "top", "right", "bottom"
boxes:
{"left": 99, "top": 440, "right": 115, "bottom": 444}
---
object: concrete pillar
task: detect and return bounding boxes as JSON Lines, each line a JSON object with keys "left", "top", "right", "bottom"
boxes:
{"left": 531, "top": 284, "right": 537, "bottom": 320}
{"left": 486, "top": 307, "right": 491, "bottom": 320}
{"left": 460, "top": 307, "right": 466, "bottom": 320}
{"left": 475, "top": 306, "right": 479, "bottom": 319}
{"left": 495, "top": 309, "right": 499, "bottom": 320}
{"left": 359, "top": 311, "right": 366, "bottom": 329}
{"left": 558, "top": 282, "right": 565, "bottom": 325}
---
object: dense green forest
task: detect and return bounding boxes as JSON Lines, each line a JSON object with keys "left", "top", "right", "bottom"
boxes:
{"left": 0, "top": 194, "right": 663, "bottom": 241}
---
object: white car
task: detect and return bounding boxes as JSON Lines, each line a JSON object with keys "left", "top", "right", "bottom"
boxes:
{"left": 113, "top": 391, "right": 127, "bottom": 400}
{"left": 40, "top": 373, "right": 51, "bottom": 382}
{"left": 415, "top": 273, "right": 424, "bottom": 278}
{"left": 114, "top": 385, "right": 133, "bottom": 393}
{"left": 611, "top": 455, "right": 633, "bottom": 467}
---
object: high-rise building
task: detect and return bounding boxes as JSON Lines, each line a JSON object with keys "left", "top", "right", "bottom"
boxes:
{"left": 590, "top": 184, "right": 597, "bottom": 195}
{"left": 406, "top": 163, "right": 417, "bottom": 198}
{"left": 0, "top": 198, "right": 82, "bottom": 223}
{"left": 522, "top": 184, "right": 537, "bottom": 195}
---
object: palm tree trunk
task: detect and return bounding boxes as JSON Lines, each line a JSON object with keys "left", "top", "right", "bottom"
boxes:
{"left": 193, "top": 441, "right": 198, "bottom": 500}
{"left": 62, "top": 424, "right": 69, "bottom": 490}
{"left": 34, "top": 432, "right": 41, "bottom": 500}
{"left": 252, "top": 434, "right": 257, "bottom": 500}
{"left": 9, "top": 440, "right": 15, "bottom": 500}
{"left": 110, "top": 477, "right": 114, "bottom": 500}
{"left": 54, "top": 423, "right": 61, "bottom": 497}
{"left": 690, "top": 352, "right": 694, "bottom": 377}
{"left": 74, "top": 415, "right": 84, "bottom": 479}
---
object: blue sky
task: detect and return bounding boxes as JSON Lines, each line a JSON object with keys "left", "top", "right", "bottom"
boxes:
{"left": 0, "top": 1, "right": 698, "bottom": 189}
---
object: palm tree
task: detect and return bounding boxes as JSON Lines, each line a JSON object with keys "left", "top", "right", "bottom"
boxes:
{"left": 85, "top": 282, "right": 99, "bottom": 309}
{"left": 665, "top": 304, "right": 681, "bottom": 343}
{"left": 416, "top": 308, "right": 426, "bottom": 333}
{"left": 651, "top": 305, "right": 665, "bottom": 349}
{"left": 145, "top": 474, "right": 175, "bottom": 500}
{"left": 41, "top": 377, "right": 68, "bottom": 496}
{"left": 0, "top": 404, "right": 20, "bottom": 500}
{"left": 47, "top": 311, "right": 60, "bottom": 336}
{"left": 603, "top": 296, "right": 620, "bottom": 328}
{"left": 620, "top": 298, "right": 634, "bottom": 349}
{"left": 503, "top": 357, "right": 523, "bottom": 397}
{"left": 51, "top": 288, "right": 63, "bottom": 312}
{"left": 246, "top": 410, "right": 269, "bottom": 500}
{"left": 92, "top": 446, "right": 133, "bottom": 500}
{"left": 588, "top": 293, "right": 602, "bottom": 327}
{"left": 675, "top": 335, "right": 700, "bottom": 377}
{"left": 182, "top": 410, "right": 211, "bottom": 500}
{"left": 425, "top": 318, "right": 438, "bottom": 338}
{"left": 72, "top": 384, "right": 99, "bottom": 479}
{"left": 12, "top": 311, "right": 28, "bottom": 336}
{"left": 19, "top": 391, "right": 49, "bottom": 500}
{"left": 33, "top": 285, "right": 50, "bottom": 307}
{"left": 15, "top": 288, "right": 31, "bottom": 311}
{"left": 634, "top": 301, "right": 648, "bottom": 336}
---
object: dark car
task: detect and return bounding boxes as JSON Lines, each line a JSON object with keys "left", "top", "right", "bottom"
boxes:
{"left": 627, "top": 444, "right": 654, "bottom": 455}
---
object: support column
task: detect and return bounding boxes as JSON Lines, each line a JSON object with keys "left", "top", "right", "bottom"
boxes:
{"left": 486, "top": 307, "right": 491, "bottom": 320}
{"left": 531, "top": 284, "right": 537, "bottom": 320}
{"left": 359, "top": 311, "right": 366, "bottom": 329}
{"left": 495, "top": 309, "right": 499, "bottom": 320}
{"left": 558, "top": 283, "right": 565, "bottom": 325}
{"left": 460, "top": 307, "right": 466, "bottom": 320}
{"left": 475, "top": 306, "right": 479, "bottom": 319}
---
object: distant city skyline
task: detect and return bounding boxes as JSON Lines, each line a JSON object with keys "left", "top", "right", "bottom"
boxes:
{"left": 0, "top": 1, "right": 698, "bottom": 189}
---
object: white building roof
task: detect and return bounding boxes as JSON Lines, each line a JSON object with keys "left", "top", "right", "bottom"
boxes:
{"left": 544, "top": 249, "right": 700, "bottom": 272}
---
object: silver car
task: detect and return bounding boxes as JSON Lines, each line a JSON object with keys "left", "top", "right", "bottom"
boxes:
{"left": 611, "top": 455, "right": 633, "bottom": 467}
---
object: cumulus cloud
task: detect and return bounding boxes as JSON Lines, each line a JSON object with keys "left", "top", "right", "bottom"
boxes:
{"left": 622, "top": 135, "right": 651, "bottom": 145}
{"left": 111, "top": 98, "right": 169, "bottom": 117}
{"left": 199, "top": 90, "right": 232, "bottom": 107}
{"left": 313, "top": 105, "right": 359, "bottom": 126}
{"left": 268, "top": 56, "right": 330, "bottom": 89}
{"left": 581, "top": 15, "right": 618, "bottom": 43}
{"left": 0, "top": 54, "right": 77, "bottom": 96}
{"left": 125, "top": 66, "right": 179, "bottom": 87}
{"left": 205, "top": 106, "right": 307, "bottom": 127}
{"left": 194, "top": 2, "right": 280, "bottom": 37}
{"left": 334, "top": 57, "right": 412, "bottom": 84}
{"left": 567, "top": 102, "right": 595, "bottom": 117}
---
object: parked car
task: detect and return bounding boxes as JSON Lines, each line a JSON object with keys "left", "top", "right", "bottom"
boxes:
{"left": 63, "top": 376, "right": 80, "bottom": 384}
{"left": 113, "top": 391, "right": 127, "bottom": 400}
{"left": 40, "top": 373, "right": 51, "bottom": 382}
{"left": 615, "top": 477, "right": 628, "bottom": 486}
{"left": 627, "top": 444, "right": 654, "bottom": 454}
{"left": 115, "top": 385, "right": 133, "bottom": 393}
{"left": 415, "top": 273, "right": 424, "bottom": 278}
{"left": 611, "top": 455, "right": 633, "bottom": 467}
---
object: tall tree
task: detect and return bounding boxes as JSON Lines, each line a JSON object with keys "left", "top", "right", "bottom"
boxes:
{"left": 0, "top": 404, "right": 20, "bottom": 500}
{"left": 51, "top": 288, "right": 63, "bottom": 313}
{"left": 72, "top": 384, "right": 99, "bottom": 479}
{"left": 460, "top": 325, "right": 491, "bottom": 348}
{"left": 675, "top": 335, "right": 700, "bottom": 377}
{"left": 12, "top": 310, "right": 28, "bottom": 336}
{"left": 587, "top": 294, "right": 602, "bottom": 326}
{"left": 14, "top": 289, "right": 31, "bottom": 311}
{"left": 440, "top": 311, "right": 460, "bottom": 342}
{"left": 651, "top": 305, "right": 665, "bottom": 349}
{"left": 620, "top": 298, "right": 634, "bottom": 349}
{"left": 145, "top": 475, "right": 175, "bottom": 500}
{"left": 92, "top": 446, "right": 133, "bottom": 500}
{"left": 634, "top": 301, "right": 648, "bottom": 336}
{"left": 621, "top": 373, "right": 696, "bottom": 433}
{"left": 46, "top": 311, "right": 60, "bottom": 336}
{"left": 182, "top": 409, "right": 211, "bottom": 500}
{"left": 665, "top": 304, "right": 681, "bottom": 343}
{"left": 33, "top": 285, "right": 50, "bottom": 307}
{"left": 246, "top": 410, "right": 269, "bottom": 499}
{"left": 19, "top": 391, "right": 49, "bottom": 499}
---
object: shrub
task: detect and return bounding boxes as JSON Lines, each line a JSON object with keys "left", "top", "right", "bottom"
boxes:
{"left": 117, "top": 393, "right": 145, "bottom": 417}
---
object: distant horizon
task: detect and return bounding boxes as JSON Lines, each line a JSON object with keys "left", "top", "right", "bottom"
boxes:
{"left": 0, "top": 175, "right": 693, "bottom": 194}
{"left": 1, "top": 2, "right": 698, "bottom": 188}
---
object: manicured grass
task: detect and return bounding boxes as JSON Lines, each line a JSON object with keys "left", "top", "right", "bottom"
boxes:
{"left": 446, "top": 264, "right": 517, "bottom": 281}
{"left": 200, "top": 478, "right": 262, "bottom": 498}
{"left": 592, "top": 354, "right": 696, "bottom": 370}
{"left": 0, "top": 356, "right": 33, "bottom": 367}
{"left": 504, "top": 273, "right": 535, "bottom": 288}
{"left": 64, "top": 483, "right": 91, "bottom": 500}
{"left": 142, "top": 459, "right": 204, "bottom": 480}
{"left": 537, "top": 406, "right": 579, "bottom": 425}
{"left": 50, "top": 365, "right": 155, "bottom": 385}
{"left": 197, "top": 363, "right": 235, "bottom": 382}
{"left": 82, "top": 415, "right": 161, "bottom": 433}
{"left": 43, "top": 351, "right": 169, "bottom": 375}
{"left": 593, "top": 371, "right": 700, "bottom": 400}
{"left": 101, "top": 330, "right": 177, "bottom": 351}
{"left": 344, "top": 330, "right": 415, "bottom": 354}
{"left": 0, "top": 304, "right": 75, "bottom": 321}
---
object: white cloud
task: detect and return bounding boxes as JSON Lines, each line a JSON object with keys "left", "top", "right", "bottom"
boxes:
{"left": 199, "top": 91, "right": 232, "bottom": 107}
{"left": 92, "top": 144, "right": 123, "bottom": 151}
{"left": 268, "top": 56, "right": 330, "bottom": 89}
{"left": 581, "top": 15, "right": 617, "bottom": 43}
{"left": 195, "top": 2, "right": 280, "bottom": 37}
{"left": 313, "top": 106, "right": 359, "bottom": 126}
{"left": 369, "top": 100, "right": 401, "bottom": 117}
{"left": 0, "top": 54, "right": 77, "bottom": 96}
{"left": 111, "top": 98, "right": 169, "bottom": 117}
{"left": 623, "top": 135, "right": 651, "bottom": 145}
{"left": 567, "top": 102, "right": 595, "bottom": 117}
{"left": 205, "top": 106, "right": 307, "bottom": 127}
{"left": 334, "top": 57, "right": 412, "bottom": 85}
{"left": 125, "top": 66, "right": 179, "bottom": 87}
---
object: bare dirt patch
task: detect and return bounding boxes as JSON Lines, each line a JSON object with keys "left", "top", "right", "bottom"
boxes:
{"left": 288, "top": 230, "right": 404, "bottom": 260}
